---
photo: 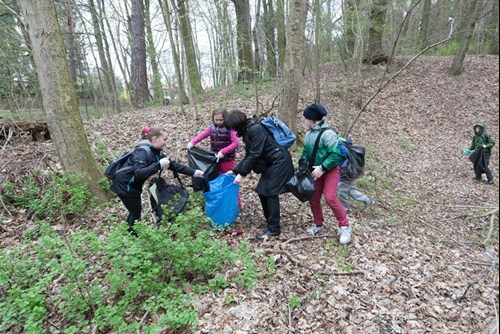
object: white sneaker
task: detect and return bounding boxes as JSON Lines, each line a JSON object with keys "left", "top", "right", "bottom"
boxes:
{"left": 339, "top": 226, "right": 352, "bottom": 245}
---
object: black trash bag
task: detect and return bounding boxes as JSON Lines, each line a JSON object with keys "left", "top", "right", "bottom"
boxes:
{"left": 188, "top": 147, "right": 220, "bottom": 192}
{"left": 469, "top": 148, "right": 488, "bottom": 175}
{"left": 287, "top": 159, "right": 316, "bottom": 202}
{"left": 341, "top": 143, "right": 366, "bottom": 179}
{"left": 148, "top": 176, "right": 189, "bottom": 226}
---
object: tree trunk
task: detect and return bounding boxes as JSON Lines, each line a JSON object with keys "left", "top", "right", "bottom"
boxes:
{"left": 88, "top": 0, "right": 113, "bottom": 101}
{"left": 343, "top": 0, "right": 360, "bottom": 58}
{"left": 418, "top": 0, "right": 432, "bottom": 50}
{"left": 276, "top": 0, "right": 286, "bottom": 73}
{"left": 103, "top": 1, "right": 131, "bottom": 101}
{"left": 144, "top": 0, "right": 164, "bottom": 104}
{"left": 20, "top": 0, "right": 109, "bottom": 201}
{"left": 232, "top": 0, "right": 254, "bottom": 82}
{"left": 368, "top": 0, "right": 389, "bottom": 54}
{"left": 451, "top": 0, "right": 484, "bottom": 76}
{"left": 159, "top": 0, "right": 189, "bottom": 104}
{"left": 263, "top": 0, "right": 277, "bottom": 77}
{"left": 314, "top": 0, "right": 321, "bottom": 102}
{"left": 278, "top": 0, "right": 308, "bottom": 135}
{"left": 253, "top": 0, "right": 262, "bottom": 74}
{"left": 98, "top": 0, "right": 120, "bottom": 114}
{"left": 177, "top": 0, "right": 203, "bottom": 95}
{"left": 488, "top": 0, "right": 499, "bottom": 54}
{"left": 130, "top": 0, "right": 150, "bottom": 108}
{"left": 62, "top": 0, "right": 77, "bottom": 85}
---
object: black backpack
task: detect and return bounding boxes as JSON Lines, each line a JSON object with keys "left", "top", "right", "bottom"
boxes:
{"left": 148, "top": 171, "right": 189, "bottom": 226}
{"left": 104, "top": 146, "right": 152, "bottom": 180}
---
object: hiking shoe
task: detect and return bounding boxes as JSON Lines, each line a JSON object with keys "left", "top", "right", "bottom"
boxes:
{"left": 308, "top": 225, "right": 325, "bottom": 236}
{"left": 473, "top": 177, "right": 482, "bottom": 182}
{"left": 363, "top": 198, "right": 375, "bottom": 212}
{"left": 339, "top": 226, "right": 353, "bottom": 245}
{"left": 256, "top": 231, "right": 280, "bottom": 241}
{"left": 485, "top": 180, "right": 494, "bottom": 185}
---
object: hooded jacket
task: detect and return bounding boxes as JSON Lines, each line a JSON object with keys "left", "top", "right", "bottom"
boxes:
{"left": 470, "top": 124, "right": 495, "bottom": 155}
{"left": 301, "top": 121, "right": 343, "bottom": 172}
{"left": 111, "top": 140, "right": 195, "bottom": 197}
{"left": 233, "top": 117, "right": 294, "bottom": 196}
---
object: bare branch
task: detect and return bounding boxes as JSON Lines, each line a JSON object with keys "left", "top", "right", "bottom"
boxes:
{"left": 346, "top": 10, "right": 455, "bottom": 137}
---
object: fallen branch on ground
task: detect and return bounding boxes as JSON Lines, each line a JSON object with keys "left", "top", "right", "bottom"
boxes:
{"left": 283, "top": 234, "right": 337, "bottom": 245}
{"left": 484, "top": 209, "right": 499, "bottom": 246}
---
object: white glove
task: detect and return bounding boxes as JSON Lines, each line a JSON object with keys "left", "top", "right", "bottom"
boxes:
{"left": 216, "top": 151, "right": 225, "bottom": 162}
{"left": 194, "top": 170, "right": 204, "bottom": 178}
{"left": 312, "top": 166, "right": 325, "bottom": 180}
{"left": 159, "top": 158, "right": 170, "bottom": 170}
{"left": 187, "top": 142, "right": 194, "bottom": 149}
{"left": 234, "top": 174, "right": 244, "bottom": 185}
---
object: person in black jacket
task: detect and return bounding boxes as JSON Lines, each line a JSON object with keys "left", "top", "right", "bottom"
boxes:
{"left": 225, "top": 110, "right": 294, "bottom": 240}
{"left": 111, "top": 127, "right": 204, "bottom": 234}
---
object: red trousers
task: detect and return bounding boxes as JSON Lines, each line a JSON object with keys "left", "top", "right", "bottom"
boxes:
{"left": 309, "top": 166, "right": 349, "bottom": 227}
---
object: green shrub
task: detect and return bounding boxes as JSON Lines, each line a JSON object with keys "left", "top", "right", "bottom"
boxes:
{"left": 1, "top": 172, "right": 94, "bottom": 221}
{"left": 0, "top": 207, "right": 255, "bottom": 333}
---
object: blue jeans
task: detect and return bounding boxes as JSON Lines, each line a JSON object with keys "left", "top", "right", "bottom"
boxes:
{"left": 338, "top": 179, "right": 371, "bottom": 210}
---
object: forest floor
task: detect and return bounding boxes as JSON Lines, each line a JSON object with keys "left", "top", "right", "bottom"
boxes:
{"left": 1, "top": 55, "right": 499, "bottom": 333}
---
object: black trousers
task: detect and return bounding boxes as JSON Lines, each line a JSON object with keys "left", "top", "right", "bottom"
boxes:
{"left": 259, "top": 195, "right": 281, "bottom": 234}
{"left": 118, "top": 195, "right": 142, "bottom": 234}
{"left": 475, "top": 154, "right": 494, "bottom": 182}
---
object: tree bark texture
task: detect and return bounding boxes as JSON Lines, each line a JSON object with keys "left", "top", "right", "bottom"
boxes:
{"left": 177, "top": 0, "right": 203, "bottom": 95}
{"left": 130, "top": 0, "right": 150, "bottom": 108}
{"left": 451, "top": 0, "right": 484, "bottom": 76}
{"left": 232, "top": 0, "right": 254, "bottom": 82}
{"left": 145, "top": 0, "right": 164, "bottom": 103}
{"left": 278, "top": 0, "right": 308, "bottom": 134}
{"left": 276, "top": 0, "right": 286, "bottom": 73}
{"left": 368, "top": 0, "right": 389, "bottom": 54}
{"left": 418, "top": 0, "right": 432, "bottom": 50}
{"left": 20, "top": 0, "right": 109, "bottom": 201}
{"left": 263, "top": 0, "right": 277, "bottom": 77}
{"left": 62, "top": 0, "right": 77, "bottom": 85}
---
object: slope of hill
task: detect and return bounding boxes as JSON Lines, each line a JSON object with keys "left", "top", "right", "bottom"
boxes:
{"left": 1, "top": 56, "right": 498, "bottom": 333}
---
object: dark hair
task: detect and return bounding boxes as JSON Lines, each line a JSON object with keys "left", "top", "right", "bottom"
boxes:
{"left": 212, "top": 108, "right": 228, "bottom": 123}
{"left": 225, "top": 110, "right": 248, "bottom": 131}
{"left": 147, "top": 127, "right": 167, "bottom": 141}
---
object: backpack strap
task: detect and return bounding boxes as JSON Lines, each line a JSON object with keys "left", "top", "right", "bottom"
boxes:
{"left": 157, "top": 169, "right": 186, "bottom": 190}
{"left": 310, "top": 128, "right": 329, "bottom": 166}
{"left": 136, "top": 145, "right": 153, "bottom": 161}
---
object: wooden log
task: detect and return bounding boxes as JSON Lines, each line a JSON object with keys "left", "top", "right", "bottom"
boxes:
{"left": 0, "top": 120, "right": 51, "bottom": 141}
{"left": 363, "top": 50, "right": 390, "bottom": 65}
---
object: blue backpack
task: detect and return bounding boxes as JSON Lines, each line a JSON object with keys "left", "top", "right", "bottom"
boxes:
{"left": 261, "top": 116, "right": 296, "bottom": 149}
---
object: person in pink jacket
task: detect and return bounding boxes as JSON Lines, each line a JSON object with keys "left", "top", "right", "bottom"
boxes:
{"left": 188, "top": 108, "right": 240, "bottom": 176}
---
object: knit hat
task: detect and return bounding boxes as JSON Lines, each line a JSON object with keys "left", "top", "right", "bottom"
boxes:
{"left": 303, "top": 104, "right": 328, "bottom": 121}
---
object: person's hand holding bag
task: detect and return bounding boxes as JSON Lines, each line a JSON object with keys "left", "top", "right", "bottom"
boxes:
{"left": 194, "top": 170, "right": 204, "bottom": 178}
{"left": 311, "top": 166, "right": 325, "bottom": 180}
{"left": 159, "top": 158, "right": 170, "bottom": 170}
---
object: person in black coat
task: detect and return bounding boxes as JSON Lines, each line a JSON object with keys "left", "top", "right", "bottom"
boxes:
{"left": 111, "top": 127, "right": 204, "bottom": 234}
{"left": 225, "top": 110, "right": 294, "bottom": 240}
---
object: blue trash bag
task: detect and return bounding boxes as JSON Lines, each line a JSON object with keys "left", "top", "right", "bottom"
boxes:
{"left": 203, "top": 174, "right": 240, "bottom": 230}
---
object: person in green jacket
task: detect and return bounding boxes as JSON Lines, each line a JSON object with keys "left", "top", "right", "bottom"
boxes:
{"left": 301, "top": 104, "right": 352, "bottom": 244}
{"left": 468, "top": 123, "right": 495, "bottom": 184}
